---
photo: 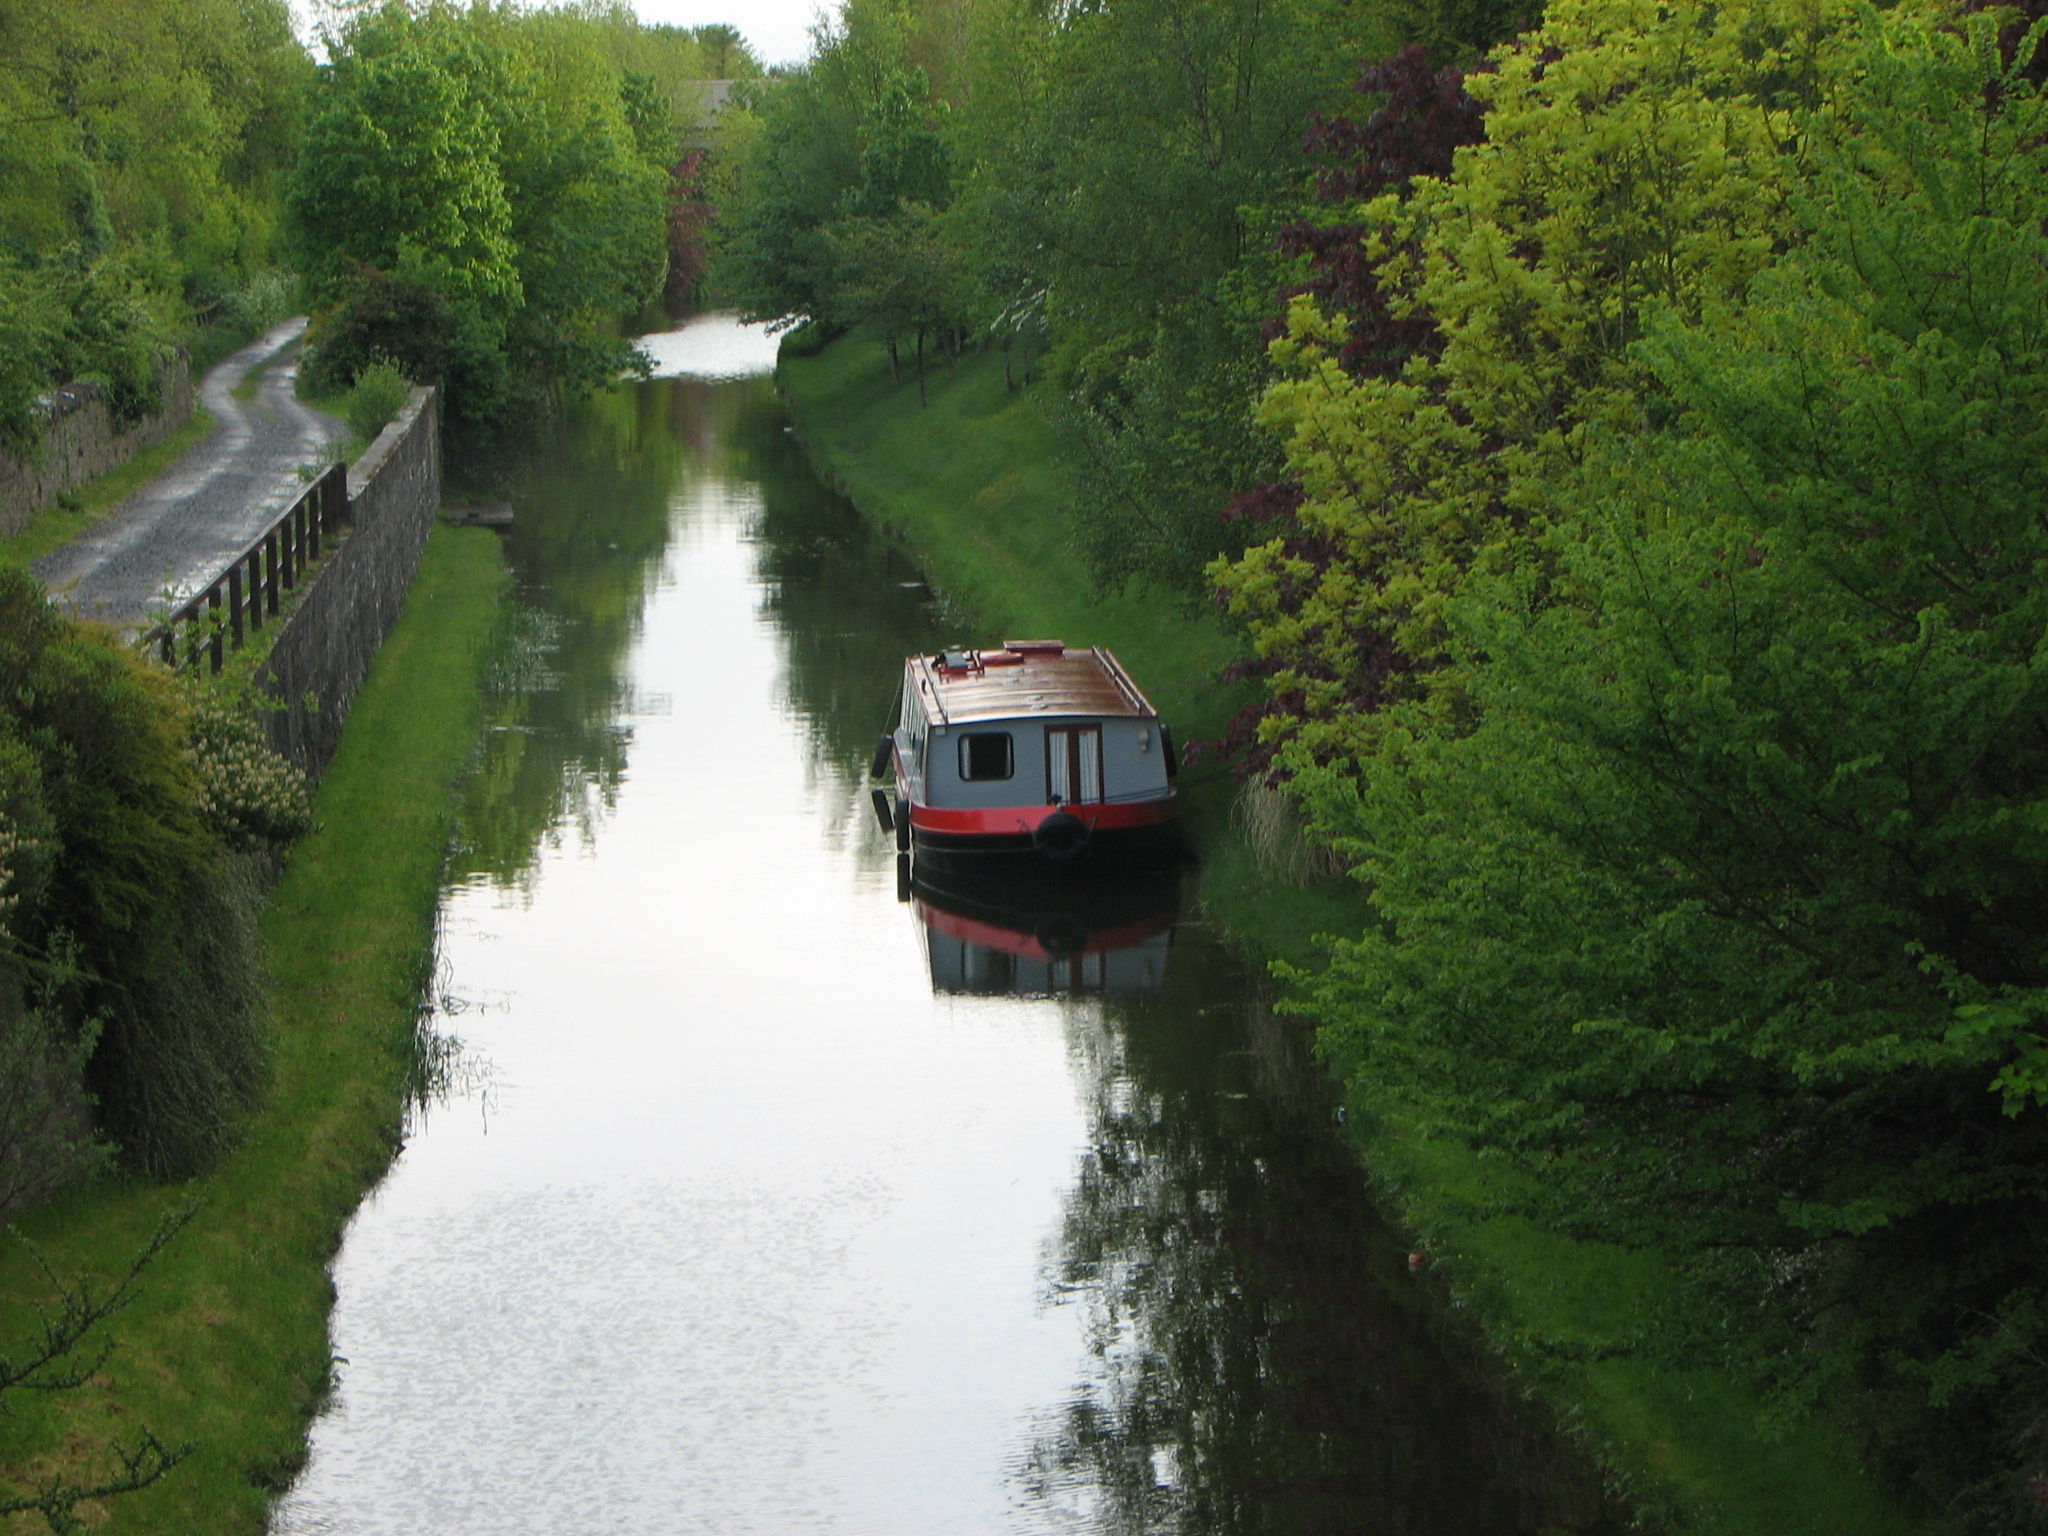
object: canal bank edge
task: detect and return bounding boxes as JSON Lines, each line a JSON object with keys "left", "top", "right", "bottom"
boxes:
{"left": 773, "top": 328, "right": 1916, "bottom": 1536}
{"left": 0, "top": 523, "right": 509, "bottom": 1534}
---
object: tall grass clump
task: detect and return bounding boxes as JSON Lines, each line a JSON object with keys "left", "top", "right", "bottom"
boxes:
{"left": 1232, "top": 778, "right": 1347, "bottom": 888}
{"left": 343, "top": 358, "right": 411, "bottom": 444}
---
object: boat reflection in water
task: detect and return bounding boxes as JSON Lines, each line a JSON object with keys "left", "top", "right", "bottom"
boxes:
{"left": 907, "top": 860, "right": 1185, "bottom": 997}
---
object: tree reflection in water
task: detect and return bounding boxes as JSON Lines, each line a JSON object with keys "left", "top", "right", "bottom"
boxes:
{"left": 454, "top": 381, "right": 743, "bottom": 886}
{"left": 452, "top": 367, "right": 1630, "bottom": 1531}
{"left": 726, "top": 367, "right": 1626, "bottom": 1533}
{"left": 452, "top": 369, "right": 947, "bottom": 886}
{"left": 738, "top": 381, "right": 950, "bottom": 780}
{"left": 1024, "top": 932, "right": 1626, "bottom": 1536}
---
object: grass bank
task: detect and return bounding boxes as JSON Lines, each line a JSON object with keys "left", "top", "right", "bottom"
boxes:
{"left": 777, "top": 329, "right": 1916, "bottom": 1535}
{"left": 0, "top": 522, "right": 506, "bottom": 1534}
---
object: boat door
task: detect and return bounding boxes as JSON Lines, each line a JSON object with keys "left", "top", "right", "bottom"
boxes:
{"left": 1045, "top": 723, "right": 1104, "bottom": 806}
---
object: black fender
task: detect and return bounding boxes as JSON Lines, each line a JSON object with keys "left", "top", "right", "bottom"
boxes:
{"left": 1033, "top": 809, "right": 1091, "bottom": 861}
{"left": 871, "top": 732, "right": 895, "bottom": 778}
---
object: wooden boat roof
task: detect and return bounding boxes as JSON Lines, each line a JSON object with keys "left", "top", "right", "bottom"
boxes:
{"left": 908, "top": 641, "right": 1158, "bottom": 725}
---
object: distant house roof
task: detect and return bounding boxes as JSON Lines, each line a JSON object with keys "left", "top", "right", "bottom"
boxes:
{"left": 680, "top": 80, "right": 737, "bottom": 149}
{"left": 695, "top": 80, "right": 737, "bottom": 118}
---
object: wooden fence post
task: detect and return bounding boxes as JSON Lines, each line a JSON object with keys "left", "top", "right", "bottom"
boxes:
{"left": 137, "top": 457, "right": 348, "bottom": 674}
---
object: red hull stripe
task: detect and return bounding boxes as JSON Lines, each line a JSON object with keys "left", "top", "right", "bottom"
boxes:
{"left": 915, "top": 902, "right": 1175, "bottom": 960}
{"left": 906, "top": 797, "right": 1177, "bottom": 835}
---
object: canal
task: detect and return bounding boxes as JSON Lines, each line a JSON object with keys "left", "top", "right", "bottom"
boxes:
{"left": 270, "top": 317, "right": 1622, "bottom": 1535}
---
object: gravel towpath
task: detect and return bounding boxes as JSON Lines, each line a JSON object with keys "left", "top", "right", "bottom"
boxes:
{"left": 36, "top": 317, "right": 350, "bottom": 627}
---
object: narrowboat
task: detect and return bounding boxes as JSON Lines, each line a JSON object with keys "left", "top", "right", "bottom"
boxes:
{"left": 872, "top": 640, "right": 1180, "bottom": 868}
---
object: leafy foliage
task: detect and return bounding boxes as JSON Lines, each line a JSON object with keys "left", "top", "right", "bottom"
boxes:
{"left": 1262, "top": 4, "right": 2048, "bottom": 1520}
{"left": 1209, "top": 46, "right": 1487, "bottom": 772}
{"left": 0, "top": 817, "right": 107, "bottom": 1222}
{"left": 292, "top": 2, "right": 675, "bottom": 437}
{"left": 716, "top": 0, "right": 1487, "bottom": 586}
{"left": 1216, "top": 0, "right": 1860, "bottom": 764}
{"left": 0, "top": 0, "right": 311, "bottom": 455}
{"left": 338, "top": 357, "right": 413, "bottom": 446}
{"left": 0, "top": 568, "right": 269, "bottom": 1179}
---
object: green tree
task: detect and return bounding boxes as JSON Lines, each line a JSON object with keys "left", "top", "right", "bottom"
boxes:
{"left": 692, "top": 24, "right": 751, "bottom": 77}
{"left": 293, "top": 1, "right": 675, "bottom": 435}
{"left": 827, "top": 200, "right": 968, "bottom": 399}
{"left": 0, "top": 0, "right": 309, "bottom": 454}
{"left": 1293, "top": 8, "right": 2048, "bottom": 1514}
{"left": 484, "top": 7, "right": 669, "bottom": 387}
{"left": 955, "top": 0, "right": 1404, "bottom": 594}
{"left": 712, "top": 67, "right": 865, "bottom": 324}
{"left": 291, "top": 7, "right": 521, "bottom": 321}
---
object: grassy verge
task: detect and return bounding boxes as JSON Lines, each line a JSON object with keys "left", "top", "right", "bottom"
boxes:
{"left": 230, "top": 336, "right": 298, "bottom": 402}
{"left": 777, "top": 330, "right": 1916, "bottom": 1535}
{"left": 0, "top": 523, "right": 507, "bottom": 1534}
{"left": 0, "top": 410, "right": 216, "bottom": 571}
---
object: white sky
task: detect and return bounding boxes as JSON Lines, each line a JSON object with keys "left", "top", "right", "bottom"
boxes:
{"left": 630, "top": 0, "right": 823, "bottom": 70}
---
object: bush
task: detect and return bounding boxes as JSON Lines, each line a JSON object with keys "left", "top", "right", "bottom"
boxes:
{"left": 0, "top": 1002, "right": 104, "bottom": 1220}
{"left": 303, "top": 263, "right": 449, "bottom": 396}
{"left": 226, "top": 268, "right": 298, "bottom": 335}
{"left": 84, "top": 852, "right": 270, "bottom": 1180}
{"left": 0, "top": 815, "right": 107, "bottom": 1219}
{"left": 344, "top": 357, "right": 412, "bottom": 445}
{"left": 302, "top": 259, "right": 507, "bottom": 432}
{"left": 0, "top": 568, "right": 271, "bottom": 1178}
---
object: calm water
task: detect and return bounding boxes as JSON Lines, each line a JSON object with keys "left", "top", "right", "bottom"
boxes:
{"left": 270, "top": 318, "right": 1622, "bottom": 1536}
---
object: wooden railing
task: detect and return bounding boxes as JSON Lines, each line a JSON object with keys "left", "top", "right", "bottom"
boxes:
{"left": 144, "top": 463, "right": 349, "bottom": 673}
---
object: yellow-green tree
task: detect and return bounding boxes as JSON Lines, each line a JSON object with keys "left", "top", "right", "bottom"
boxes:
{"left": 0, "top": 0, "right": 309, "bottom": 453}
{"left": 1215, "top": 0, "right": 1871, "bottom": 760}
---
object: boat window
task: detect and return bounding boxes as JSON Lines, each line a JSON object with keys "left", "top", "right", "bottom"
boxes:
{"left": 959, "top": 731, "right": 1014, "bottom": 781}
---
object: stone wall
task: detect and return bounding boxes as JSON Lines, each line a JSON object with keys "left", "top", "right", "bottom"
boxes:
{"left": 0, "top": 354, "right": 195, "bottom": 536}
{"left": 260, "top": 386, "right": 440, "bottom": 779}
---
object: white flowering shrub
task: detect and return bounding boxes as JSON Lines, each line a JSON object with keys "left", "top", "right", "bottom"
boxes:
{"left": 187, "top": 692, "right": 316, "bottom": 849}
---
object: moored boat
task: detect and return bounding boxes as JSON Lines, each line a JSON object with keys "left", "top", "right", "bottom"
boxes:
{"left": 872, "top": 640, "right": 1181, "bottom": 868}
